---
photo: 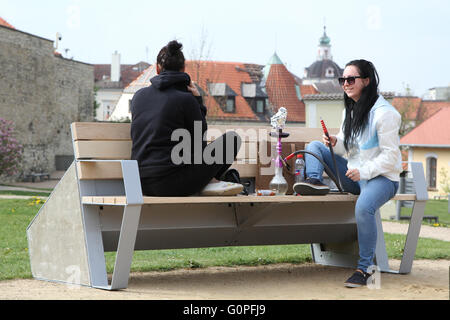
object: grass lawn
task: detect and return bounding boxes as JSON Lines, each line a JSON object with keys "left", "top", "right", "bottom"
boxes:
{"left": 0, "top": 198, "right": 449, "bottom": 281}
{"left": 0, "top": 190, "right": 51, "bottom": 197}
{"left": 400, "top": 199, "right": 450, "bottom": 226}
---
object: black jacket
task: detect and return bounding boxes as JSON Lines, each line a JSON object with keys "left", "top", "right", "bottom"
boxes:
{"left": 130, "top": 71, "right": 207, "bottom": 178}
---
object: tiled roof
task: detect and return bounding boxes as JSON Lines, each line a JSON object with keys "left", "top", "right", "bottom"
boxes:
{"left": 391, "top": 97, "right": 422, "bottom": 121}
{"left": 124, "top": 65, "right": 157, "bottom": 93}
{"left": 123, "top": 58, "right": 318, "bottom": 123}
{"left": 299, "top": 85, "right": 319, "bottom": 96}
{"left": 305, "top": 59, "right": 343, "bottom": 79}
{"left": 419, "top": 100, "right": 450, "bottom": 121}
{"left": 400, "top": 107, "right": 450, "bottom": 146}
{"left": 313, "top": 81, "right": 343, "bottom": 94}
{"left": 265, "top": 63, "right": 305, "bottom": 123}
{"left": 392, "top": 97, "right": 450, "bottom": 122}
{"left": 243, "top": 63, "right": 264, "bottom": 83}
{"left": 185, "top": 60, "right": 258, "bottom": 121}
{"left": 124, "top": 61, "right": 259, "bottom": 121}
{"left": 94, "top": 62, "right": 151, "bottom": 88}
{"left": 0, "top": 17, "right": 15, "bottom": 29}
{"left": 303, "top": 93, "right": 344, "bottom": 100}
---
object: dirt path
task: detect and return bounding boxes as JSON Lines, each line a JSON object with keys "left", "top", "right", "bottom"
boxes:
{"left": 0, "top": 260, "right": 448, "bottom": 300}
{"left": 382, "top": 221, "right": 450, "bottom": 242}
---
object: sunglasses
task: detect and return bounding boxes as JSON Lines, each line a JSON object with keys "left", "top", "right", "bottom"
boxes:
{"left": 338, "top": 76, "right": 362, "bottom": 86}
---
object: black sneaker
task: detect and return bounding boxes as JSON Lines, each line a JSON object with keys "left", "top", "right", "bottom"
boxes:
{"left": 293, "top": 178, "right": 330, "bottom": 195}
{"left": 344, "top": 270, "right": 371, "bottom": 288}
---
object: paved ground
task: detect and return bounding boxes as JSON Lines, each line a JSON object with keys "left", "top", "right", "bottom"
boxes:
{"left": 1, "top": 260, "right": 448, "bottom": 300}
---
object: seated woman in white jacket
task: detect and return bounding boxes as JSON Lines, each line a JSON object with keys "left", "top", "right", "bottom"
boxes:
{"left": 294, "top": 59, "right": 402, "bottom": 288}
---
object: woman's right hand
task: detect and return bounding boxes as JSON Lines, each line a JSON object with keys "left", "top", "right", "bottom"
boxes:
{"left": 323, "top": 134, "right": 337, "bottom": 147}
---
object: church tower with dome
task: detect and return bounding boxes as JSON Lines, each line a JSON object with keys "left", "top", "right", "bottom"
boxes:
{"left": 303, "top": 26, "right": 343, "bottom": 87}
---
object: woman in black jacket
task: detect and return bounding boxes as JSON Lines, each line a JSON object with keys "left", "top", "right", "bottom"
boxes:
{"left": 131, "top": 40, "right": 243, "bottom": 196}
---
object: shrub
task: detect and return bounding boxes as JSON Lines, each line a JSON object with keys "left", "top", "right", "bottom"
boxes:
{"left": 0, "top": 118, "right": 23, "bottom": 177}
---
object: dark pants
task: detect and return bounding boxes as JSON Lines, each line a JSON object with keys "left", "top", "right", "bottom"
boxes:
{"left": 141, "top": 131, "right": 241, "bottom": 196}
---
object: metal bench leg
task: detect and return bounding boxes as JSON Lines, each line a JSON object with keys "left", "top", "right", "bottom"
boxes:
{"left": 82, "top": 205, "right": 109, "bottom": 288}
{"left": 398, "top": 200, "right": 426, "bottom": 274}
{"left": 108, "top": 205, "right": 142, "bottom": 290}
{"left": 375, "top": 200, "right": 427, "bottom": 274}
{"left": 376, "top": 162, "right": 428, "bottom": 274}
{"left": 84, "top": 204, "right": 142, "bottom": 291}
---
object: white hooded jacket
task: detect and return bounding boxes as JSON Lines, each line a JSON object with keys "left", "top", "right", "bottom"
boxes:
{"left": 333, "top": 95, "right": 403, "bottom": 182}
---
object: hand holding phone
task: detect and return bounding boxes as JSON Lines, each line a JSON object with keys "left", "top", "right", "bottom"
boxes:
{"left": 187, "top": 81, "right": 201, "bottom": 97}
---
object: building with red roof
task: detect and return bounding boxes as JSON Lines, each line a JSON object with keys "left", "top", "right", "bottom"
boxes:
{"left": 263, "top": 53, "right": 308, "bottom": 124}
{"left": 185, "top": 60, "right": 261, "bottom": 122}
{"left": 391, "top": 96, "right": 450, "bottom": 136}
{"left": 401, "top": 107, "right": 450, "bottom": 197}
{"left": 111, "top": 55, "right": 311, "bottom": 125}
{"left": 94, "top": 51, "right": 150, "bottom": 121}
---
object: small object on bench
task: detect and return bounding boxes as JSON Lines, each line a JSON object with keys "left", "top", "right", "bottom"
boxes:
{"left": 268, "top": 109, "right": 290, "bottom": 195}
{"left": 256, "top": 190, "right": 276, "bottom": 196}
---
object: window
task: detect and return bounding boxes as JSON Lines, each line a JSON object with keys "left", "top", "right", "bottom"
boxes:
{"left": 325, "top": 67, "right": 335, "bottom": 77}
{"left": 256, "top": 99, "right": 265, "bottom": 113}
{"left": 426, "top": 157, "right": 437, "bottom": 189}
{"left": 226, "top": 97, "right": 235, "bottom": 113}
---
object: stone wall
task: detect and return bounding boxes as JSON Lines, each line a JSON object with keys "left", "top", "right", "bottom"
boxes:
{"left": 0, "top": 25, "right": 94, "bottom": 180}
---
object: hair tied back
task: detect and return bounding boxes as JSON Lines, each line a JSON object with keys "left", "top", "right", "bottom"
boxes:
{"left": 167, "top": 40, "right": 183, "bottom": 56}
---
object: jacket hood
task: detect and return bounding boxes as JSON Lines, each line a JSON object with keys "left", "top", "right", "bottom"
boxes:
{"left": 370, "top": 94, "right": 390, "bottom": 112}
{"left": 150, "top": 71, "right": 191, "bottom": 90}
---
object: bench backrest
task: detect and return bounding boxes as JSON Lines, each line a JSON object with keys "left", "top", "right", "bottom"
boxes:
{"left": 71, "top": 122, "right": 338, "bottom": 183}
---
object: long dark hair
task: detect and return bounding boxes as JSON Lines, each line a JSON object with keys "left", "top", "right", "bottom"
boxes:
{"left": 343, "top": 59, "right": 380, "bottom": 151}
{"left": 156, "top": 40, "right": 185, "bottom": 72}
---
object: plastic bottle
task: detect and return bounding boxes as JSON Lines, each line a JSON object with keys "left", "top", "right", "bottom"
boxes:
{"left": 294, "top": 154, "right": 305, "bottom": 184}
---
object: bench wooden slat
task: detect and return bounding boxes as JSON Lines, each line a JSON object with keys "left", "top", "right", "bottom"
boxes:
{"left": 77, "top": 161, "right": 258, "bottom": 180}
{"left": 392, "top": 194, "right": 416, "bottom": 201}
{"left": 75, "top": 140, "right": 258, "bottom": 162}
{"left": 82, "top": 194, "right": 359, "bottom": 205}
{"left": 71, "top": 122, "right": 131, "bottom": 141}
{"left": 74, "top": 140, "right": 132, "bottom": 160}
{"left": 77, "top": 162, "right": 124, "bottom": 180}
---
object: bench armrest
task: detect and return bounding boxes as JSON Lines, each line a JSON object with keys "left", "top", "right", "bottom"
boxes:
{"left": 77, "top": 160, "right": 143, "bottom": 205}
{"left": 401, "top": 161, "right": 428, "bottom": 201}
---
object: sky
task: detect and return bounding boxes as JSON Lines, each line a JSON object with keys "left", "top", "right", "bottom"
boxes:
{"left": 1, "top": 0, "right": 449, "bottom": 97}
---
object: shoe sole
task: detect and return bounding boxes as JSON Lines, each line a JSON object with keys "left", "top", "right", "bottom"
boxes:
{"left": 344, "top": 282, "right": 364, "bottom": 288}
{"left": 200, "top": 185, "right": 244, "bottom": 196}
{"left": 293, "top": 183, "right": 329, "bottom": 196}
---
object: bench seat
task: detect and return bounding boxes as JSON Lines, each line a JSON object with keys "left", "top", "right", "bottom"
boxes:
{"left": 82, "top": 194, "right": 359, "bottom": 205}
{"left": 81, "top": 194, "right": 416, "bottom": 206}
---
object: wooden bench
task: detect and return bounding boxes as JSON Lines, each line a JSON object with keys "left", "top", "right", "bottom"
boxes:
{"left": 24, "top": 172, "right": 51, "bottom": 182}
{"left": 26, "top": 122, "right": 428, "bottom": 290}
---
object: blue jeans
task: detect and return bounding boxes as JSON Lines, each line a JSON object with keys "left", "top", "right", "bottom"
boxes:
{"left": 305, "top": 141, "right": 399, "bottom": 273}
